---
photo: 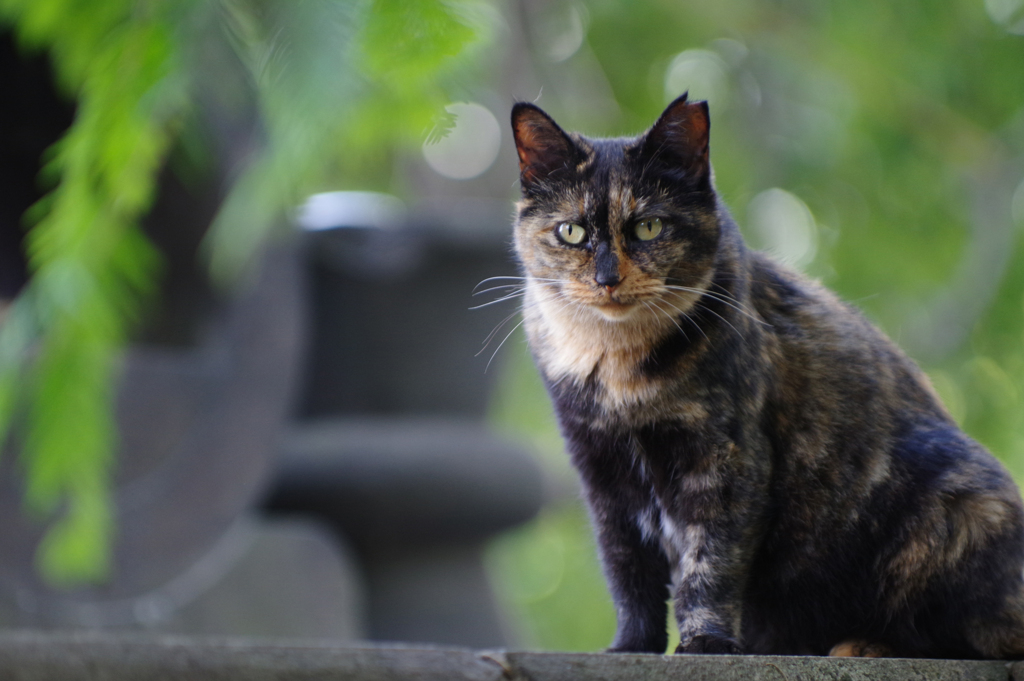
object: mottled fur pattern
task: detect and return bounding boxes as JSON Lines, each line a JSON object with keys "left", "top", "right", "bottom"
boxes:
{"left": 509, "top": 94, "right": 1024, "bottom": 658}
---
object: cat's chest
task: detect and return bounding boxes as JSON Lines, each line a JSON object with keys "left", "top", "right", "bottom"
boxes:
{"left": 523, "top": 298, "right": 698, "bottom": 422}
{"left": 542, "top": 335, "right": 662, "bottom": 412}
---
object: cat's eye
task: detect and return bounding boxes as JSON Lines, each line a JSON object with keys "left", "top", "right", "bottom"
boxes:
{"left": 634, "top": 218, "right": 663, "bottom": 241}
{"left": 557, "top": 222, "right": 586, "bottom": 245}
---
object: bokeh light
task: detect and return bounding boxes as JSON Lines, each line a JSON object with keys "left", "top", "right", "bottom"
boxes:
{"left": 422, "top": 102, "right": 502, "bottom": 180}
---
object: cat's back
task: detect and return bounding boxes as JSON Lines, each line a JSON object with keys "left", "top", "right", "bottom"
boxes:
{"left": 745, "top": 251, "right": 947, "bottom": 424}
{"left": 733, "top": 252, "right": 1024, "bottom": 657}
{"left": 739, "top": 251, "right": 962, "bottom": 565}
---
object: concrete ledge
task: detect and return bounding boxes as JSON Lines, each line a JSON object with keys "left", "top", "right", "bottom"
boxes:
{"left": 0, "top": 631, "right": 1016, "bottom": 681}
{"left": 502, "top": 651, "right": 1013, "bottom": 680}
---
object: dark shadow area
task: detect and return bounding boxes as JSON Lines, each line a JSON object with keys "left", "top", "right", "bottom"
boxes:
{"left": 0, "top": 31, "right": 74, "bottom": 299}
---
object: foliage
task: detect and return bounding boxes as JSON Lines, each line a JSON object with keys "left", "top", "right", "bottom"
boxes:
{"left": 0, "top": 0, "right": 489, "bottom": 585}
{"left": 0, "top": 0, "right": 190, "bottom": 585}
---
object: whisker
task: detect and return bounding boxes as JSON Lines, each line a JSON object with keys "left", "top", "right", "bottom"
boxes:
{"left": 664, "top": 276, "right": 746, "bottom": 299}
{"left": 527, "top": 289, "right": 575, "bottom": 319}
{"left": 638, "top": 139, "right": 671, "bottom": 183}
{"left": 662, "top": 284, "right": 769, "bottom": 327}
{"left": 647, "top": 300, "right": 689, "bottom": 340}
{"left": 486, "top": 318, "right": 527, "bottom": 373}
{"left": 472, "top": 276, "right": 529, "bottom": 294}
{"left": 469, "top": 291, "right": 527, "bottom": 310}
{"left": 665, "top": 273, "right": 746, "bottom": 286}
{"left": 476, "top": 285, "right": 573, "bottom": 355}
{"left": 473, "top": 284, "right": 524, "bottom": 297}
{"left": 472, "top": 279, "right": 581, "bottom": 371}
{"left": 658, "top": 297, "right": 710, "bottom": 342}
{"left": 473, "top": 275, "right": 567, "bottom": 293}
{"left": 665, "top": 291, "right": 740, "bottom": 338}
{"left": 663, "top": 283, "right": 745, "bottom": 308}
{"left": 680, "top": 312, "right": 711, "bottom": 343}
{"left": 473, "top": 275, "right": 529, "bottom": 291}
{"left": 477, "top": 310, "right": 522, "bottom": 354}
{"left": 849, "top": 293, "right": 880, "bottom": 305}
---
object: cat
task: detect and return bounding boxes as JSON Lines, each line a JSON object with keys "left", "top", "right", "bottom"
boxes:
{"left": 507, "top": 93, "right": 1024, "bottom": 658}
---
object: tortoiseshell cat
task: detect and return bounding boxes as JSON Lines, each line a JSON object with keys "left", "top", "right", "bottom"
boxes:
{"left": 509, "top": 94, "right": 1024, "bottom": 658}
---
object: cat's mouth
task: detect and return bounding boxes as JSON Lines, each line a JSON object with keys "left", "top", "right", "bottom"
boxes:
{"left": 593, "top": 299, "right": 638, "bottom": 321}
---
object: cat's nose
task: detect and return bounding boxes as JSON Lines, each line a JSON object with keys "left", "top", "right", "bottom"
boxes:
{"left": 594, "top": 242, "right": 620, "bottom": 290}
{"left": 595, "top": 271, "right": 621, "bottom": 290}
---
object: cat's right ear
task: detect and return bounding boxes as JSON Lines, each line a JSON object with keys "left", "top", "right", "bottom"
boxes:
{"left": 511, "top": 103, "right": 578, "bottom": 188}
{"left": 639, "top": 93, "right": 711, "bottom": 188}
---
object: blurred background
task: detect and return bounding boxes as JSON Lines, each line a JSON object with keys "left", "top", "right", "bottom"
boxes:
{"left": 1, "top": 0, "right": 1023, "bottom": 654}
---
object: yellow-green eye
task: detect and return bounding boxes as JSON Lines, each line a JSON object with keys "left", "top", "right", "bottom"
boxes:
{"left": 557, "top": 222, "right": 586, "bottom": 245}
{"left": 634, "top": 218, "right": 663, "bottom": 241}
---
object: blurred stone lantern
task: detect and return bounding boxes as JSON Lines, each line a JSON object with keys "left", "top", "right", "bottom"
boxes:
{"left": 263, "top": 191, "right": 544, "bottom": 647}
{"left": 0, "top": 28, "right": 542, "bottom": 646}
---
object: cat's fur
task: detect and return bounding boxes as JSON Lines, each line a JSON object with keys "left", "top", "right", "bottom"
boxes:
{"left": 509, "top": 93, "right": 1024, "bottom": 658}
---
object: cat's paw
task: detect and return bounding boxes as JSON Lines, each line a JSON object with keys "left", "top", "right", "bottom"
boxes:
{"left": 675, "top": 634, "right": 743, "bottom": 655}
{"left": 605, "top": 639, "right": 667, "bottom": 654}
{"left": 829, "top": 640, "right": 892, "bottom": 657}
{"left": 605, "top": 645, "right": 645, "bottom": 654}
{"left": 605, "top": 627, "right": 668, "bottom": 654}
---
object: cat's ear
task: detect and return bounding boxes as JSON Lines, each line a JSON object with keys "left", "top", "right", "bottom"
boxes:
{"left": 640, "top": 93, "right": 711, "bottom": 186}
{"left": 511, "top": 103, "right": 578, "bottom": 187}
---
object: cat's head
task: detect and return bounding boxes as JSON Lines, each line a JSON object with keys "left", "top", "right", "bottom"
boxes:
{"left": 511, "top": 94, "right": 721, "bottom": 325}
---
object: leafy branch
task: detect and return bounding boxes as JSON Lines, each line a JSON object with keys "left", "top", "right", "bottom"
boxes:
{"left": 0, "top": 0, "right": 490, "bottom": 585}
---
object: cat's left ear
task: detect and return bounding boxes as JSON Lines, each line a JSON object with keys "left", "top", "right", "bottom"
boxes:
{"left": 512, "top": 103, "right": 579, "bottom": 188}
{"left": 639, "top": 93, "right": 711, "bottom": 187}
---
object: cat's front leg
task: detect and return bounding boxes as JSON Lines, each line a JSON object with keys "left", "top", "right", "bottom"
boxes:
{"left": 662, "top": 445, "right": 768, "bottom": 655}
{"left": 567, "top": 429, "right": 673, "bottom": 653}
{"left": 591, "top": 501, "right": 672, "bottom": 653}
{"left": 670, "top": 520, "right": 746, "bottom": 655}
